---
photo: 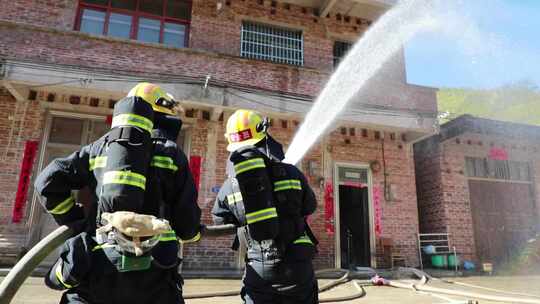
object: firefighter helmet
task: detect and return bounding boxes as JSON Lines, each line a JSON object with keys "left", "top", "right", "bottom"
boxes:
{"left": 127, "top": 82, "right": 178, "bottom": 115}
{"left": 225, "top": 109, "right": 269, "bottom": 152}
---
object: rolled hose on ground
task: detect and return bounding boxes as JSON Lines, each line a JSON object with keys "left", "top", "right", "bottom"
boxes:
{"left": 315, "top": 269, "right": 367, "bottom": 303}
{"left": 184, "top": 268, "right": 367, "bottom": 302}
{"left": 387, "top": 267, "right": 540, "bottom": 304}
{"left": 442, "top": 281, "right": 540, "bottom": 299}
{"left": 320, "top": 281, "right": 365, "bottom": 303}
{"left": 0, "top": 225, "right": 365, "bottom": 303}
{"left": 402, "top": 267, "right": 540, "bottom": 299}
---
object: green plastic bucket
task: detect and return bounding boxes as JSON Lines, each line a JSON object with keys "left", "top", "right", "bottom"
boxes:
{"left": 431, "top": 255, "right": 447, "bottom": 268}
{"left": 448, "top": 255, "right": 460, "bottom": 268}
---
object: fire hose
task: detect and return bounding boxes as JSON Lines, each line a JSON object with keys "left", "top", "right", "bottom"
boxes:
{"left": 4, "top": 225, "right": 539, "bottom": 304}
{"left": 409, "top": 268, "right": 540, "bottom": 299}
{"left": 381, "top": 267, "right": 540, "bottom": 304}
{"left": 183, "top": 270, "right": 367, "bottom": 302}
{"left": 0, "top": 225, "right": 75, "bottom": 304}
{"left": 0, "top": 225, "right": 366, "bottom": 304}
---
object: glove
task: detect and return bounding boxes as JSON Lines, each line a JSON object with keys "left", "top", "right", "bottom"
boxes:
{"left": 152, "top": 239, "right": 179, "bottom": 269}
{"left": 52, "top": 204, "right": 85, "bottom": 227}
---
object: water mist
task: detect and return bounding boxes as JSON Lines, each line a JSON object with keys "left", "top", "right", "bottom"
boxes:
{"left": 284, "top": 0, "right": 440, "bottom": 164}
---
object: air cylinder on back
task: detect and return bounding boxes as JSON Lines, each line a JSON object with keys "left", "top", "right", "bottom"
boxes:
{"left": 230, "top": 147, "right": 279, "bottom": 242}
{"left": 99, "top": 96, "right": 154, "bottom": 213}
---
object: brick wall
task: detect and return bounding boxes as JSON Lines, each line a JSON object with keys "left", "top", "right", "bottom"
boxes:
{"left": 0, "top": 0, "right": 76, "bottom": 30}
{"left": 182, "top": 117, "right": 421, "bottom": 270}
{"left": 0, "top": 0, "right": 433, "bottom": 268}
{"left": 415, "top": 131, "right": 540, "bottom": 262}
{"left": 438, "top": 138, "right": 476, "bottom": 261}
{"left": 0, "top": 90, "right": 45, "bottom": 264}
{"left": 326, "top": 128, "right": 420, "bottom": 267}
{"left": 0, "top": 87, "right": 422, "bottom": 268}
{"left": 0, "top": 0, "right": 436, "bottom": 113}
{"left": 534, "top": 159, "right": 540, "bottom": 222}
{"left": 414, "top": 138, "right": 445, "bottom": 233}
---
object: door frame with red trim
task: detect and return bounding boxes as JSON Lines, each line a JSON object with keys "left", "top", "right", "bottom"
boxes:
{"left": 333, "top": 162, "right": 376, "bottom": 268}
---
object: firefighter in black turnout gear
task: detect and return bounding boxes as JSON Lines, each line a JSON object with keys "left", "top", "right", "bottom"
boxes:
{"left": 34, "top": 83, "right": 201, "bottom": 304}
{"left": 212, "top": 109, "right": 319, "bottom": 304}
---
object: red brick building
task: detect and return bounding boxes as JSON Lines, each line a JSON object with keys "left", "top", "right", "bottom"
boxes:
{"left": 0, "top": 0, "right": 437, "bottom": 271}
{"left": 414, "top": 115, "right": 540, "bottom": 266}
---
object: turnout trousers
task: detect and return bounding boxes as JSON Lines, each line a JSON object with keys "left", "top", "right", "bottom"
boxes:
{"left": 241, "top": 261, "right": 318, "bottom": 304}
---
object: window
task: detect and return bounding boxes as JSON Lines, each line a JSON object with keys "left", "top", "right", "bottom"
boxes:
{"left": 465, "top": 157, "right": 531, "bottom": 182}
{"left": 108, "top": 13, "right": 132, "bottom": 39}
{"left": 241, "top": 22, "right": 303, "bottom": 66}
{"left": 80, "top": 9, "right": 106, "bottom": 35}
{"left": 77, "top": 0, "right": 191, "bottom": 48}
{"left": 138, "top": 18, "right": 160, "bottom": 43}
{"left": 333, "top": 41, "right": 352, "bottom": 67}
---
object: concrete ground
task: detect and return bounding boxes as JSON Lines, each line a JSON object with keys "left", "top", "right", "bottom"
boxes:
{"left": 2, "top": 275, "right": 540, "bottom": 304}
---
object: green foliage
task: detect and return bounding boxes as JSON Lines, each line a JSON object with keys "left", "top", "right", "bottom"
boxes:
{"left": 438, "top": 82, "right": 540, "bottom": 126}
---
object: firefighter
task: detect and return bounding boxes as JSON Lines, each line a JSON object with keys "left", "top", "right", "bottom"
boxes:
{"left": 34, "top": 83, "right": 201, "bottom": 302}
{"left": 35, "top": 82, "right": 200, "bottom": 241}
{"left": 45, "top": 211, "right": 185, "bottom": 304}
{"left": 212, "top": 109, "right": 319, "bottom": 304}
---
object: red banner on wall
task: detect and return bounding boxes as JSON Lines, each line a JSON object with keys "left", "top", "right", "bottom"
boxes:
{"left": 189, "top": 156, "right": 202, "bottom": 192}
{"left": 324, "top": 181, "right": 334, "bottom": 235}
{"left": 489, "top": 147, "right": 508, "bottom": 161}
{"left": 12, "top": 140, "right": 39, "bottom": 223}
{"left": 373, "top": 185, "right": 383, "bottom": 237}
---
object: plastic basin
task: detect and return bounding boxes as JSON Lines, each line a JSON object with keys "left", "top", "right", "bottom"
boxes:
{"left": 431, "top": 255, "right": 447, "bottom": 268}
{"left": 448, "top": 254, "right": 459, "bottom": 267}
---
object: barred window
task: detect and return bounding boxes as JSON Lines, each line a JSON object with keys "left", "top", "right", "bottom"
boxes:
{"left": 465, "top": 157, "right": 531, "bottom": 181}
{"left": 241, "top": 22, "right": 303, "bottom": 66}
{"left": 333, "top": 41, "right": 352, "bottom": 67}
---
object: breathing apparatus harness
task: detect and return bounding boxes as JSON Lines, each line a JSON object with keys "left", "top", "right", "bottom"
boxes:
{"left": 91, "top": 83, "right": 180, "bottom": 272}
{"left": 228, "top": 117, "right": 315, "bottom": 262}
{"left": 97, "top": 95, "right": 154, "bottom": 220}
{"left": 95, "top": 83, "right": 180, "bottom": 226}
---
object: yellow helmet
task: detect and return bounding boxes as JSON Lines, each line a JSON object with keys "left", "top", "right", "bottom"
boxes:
{"left": 225, "top": 109, "right": 269, "bottom": 152}
{"left": 127, "top": 82, "right": 178, "bottom": 115}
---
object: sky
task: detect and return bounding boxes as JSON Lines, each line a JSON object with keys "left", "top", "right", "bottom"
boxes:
{"left": 404, "top": 0, "right": 540, "bottom": 89}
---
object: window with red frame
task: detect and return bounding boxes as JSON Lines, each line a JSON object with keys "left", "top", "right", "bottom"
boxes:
{"left": 77, "top": 0, "right": 191, "bottom": 48}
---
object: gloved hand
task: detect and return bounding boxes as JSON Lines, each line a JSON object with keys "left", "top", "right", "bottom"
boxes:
{"left": 152, "top": 239, "right": 179, "bottom": 269}
{"left": 199, "top": 224, "right": 207, "bottom": 236}
{"left": 52, "top": 204, "right": 85, "bottom": 227}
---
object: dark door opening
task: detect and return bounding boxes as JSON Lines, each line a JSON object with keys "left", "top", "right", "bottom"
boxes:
{"left": 339, "top": 185, "right": 371, "bottom": 269}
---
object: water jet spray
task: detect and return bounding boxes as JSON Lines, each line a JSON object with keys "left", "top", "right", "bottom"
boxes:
{"left": 284, "top": 0, "right": 440, "bottom": 164}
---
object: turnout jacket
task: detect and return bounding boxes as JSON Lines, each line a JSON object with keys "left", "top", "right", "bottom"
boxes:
{"left": 35, "top": 126, "right": 201, "bottom": 243}
{"left": 46, "top": 232, "right": 184, "bottom": 304}
{"left": 211, "top": 138, "right": 317, "bottom": 264}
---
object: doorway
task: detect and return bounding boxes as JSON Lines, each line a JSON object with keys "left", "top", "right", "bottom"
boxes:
{"left": 27, "top": 112, "right": 109, "bottom": 265}
{"left": 334, "top": 164, "right": 373, "bottom": 269}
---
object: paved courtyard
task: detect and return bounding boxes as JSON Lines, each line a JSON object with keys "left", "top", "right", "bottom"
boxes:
{"left": 2, "top": 274, "right": 540, "bottom": 304}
